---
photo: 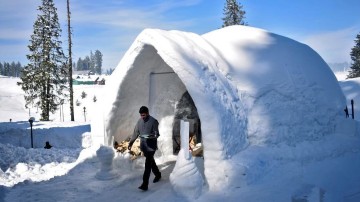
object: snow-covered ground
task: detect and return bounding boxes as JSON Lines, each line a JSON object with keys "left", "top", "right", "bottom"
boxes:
{"left": 1, "top": 21, "right": 360, "bottom": 201}
{"left": 1, "top": 71, "right": 360, "bottom": 201}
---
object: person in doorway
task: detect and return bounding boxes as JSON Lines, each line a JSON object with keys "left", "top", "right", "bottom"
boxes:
{"left": 128, "top": 106, "right": 162, "bottom": 191}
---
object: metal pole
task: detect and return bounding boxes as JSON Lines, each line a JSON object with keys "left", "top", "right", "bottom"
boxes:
{"left": 351, "top": 99, "right": 355, "bottom": 119}
{"left": 62, "top": 104, "right": 64, "bottom": 122}
{"left": 30, "top": 122, "right": 33, "bottom": 148}
{"left": 83, "top": 107, "right": 86, "bottom": 122}
{"left": 29, "top": 117, "right": 35, "bottom": 148}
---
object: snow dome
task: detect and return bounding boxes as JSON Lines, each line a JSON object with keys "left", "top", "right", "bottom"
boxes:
{"left": 91, "top": 25, "right": 346, "bottom": 189}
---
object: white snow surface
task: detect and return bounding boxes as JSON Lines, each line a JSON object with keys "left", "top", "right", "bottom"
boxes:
{"left": 0, "top": 25, "right": 360, "bottom": 201}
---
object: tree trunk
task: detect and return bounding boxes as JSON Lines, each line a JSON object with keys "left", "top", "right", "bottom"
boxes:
{"left": 67, "top": 0, "right": 75, "bottom": 121}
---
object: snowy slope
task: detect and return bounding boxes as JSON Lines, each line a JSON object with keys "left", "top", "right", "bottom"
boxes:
{"left": 0, "top": 76, "right": 27, "bottom": 122}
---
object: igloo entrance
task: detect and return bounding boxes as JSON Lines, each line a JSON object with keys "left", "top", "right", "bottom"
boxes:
{"left": 108, "top": 44, "right": 204, "bottom": 159}
{"left": 172, "top": 91, "right": 202, "bottom": 156}
{"left": 148, "top": 72, "right": 203, "bottom": 158}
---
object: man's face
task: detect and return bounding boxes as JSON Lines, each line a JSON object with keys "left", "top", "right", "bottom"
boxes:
{"left": 140, "top": 113, "right": 148, "bottom": 120}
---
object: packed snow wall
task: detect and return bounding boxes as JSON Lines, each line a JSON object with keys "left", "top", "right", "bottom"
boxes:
{"left": 202, "top": 26, "right": 346, "bottom": 146}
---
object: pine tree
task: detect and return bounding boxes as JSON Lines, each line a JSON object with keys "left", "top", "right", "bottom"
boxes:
{"left": 10, "top": 62, "right": 16, "bottom": 77}
{"left": 4, "top": 62, "right": 10, "bottom": 76}
{"left": 76, "top": 58, "right": 83, "bottom": 71}
{"left": 0, "top": 62, "right": 3, "bottom": 75}
{"left": 94, "top": 50, "right": 103, "bottom": 74}
{"left": 106, "top": 68, "right": 114, "bottom": 75}
{"left": 81, "top": 91, "right": 87, "bottom": 99}
{"left": 348, "top": 33, "right": 360, "bottom": 78}
{"left": 15, "top": 62, "right": 22, "bottom": 77}
{"left": 83, "top": 56, "right": 90, "bottom": 70}
{"left": 18, "top": 0, "right": 67, "bottom": 121}
{"left": 90, "top": 51, "right": 96, "bottom": 73}
{"left": 222, "top": 0, "right": 247, "bottom": 27}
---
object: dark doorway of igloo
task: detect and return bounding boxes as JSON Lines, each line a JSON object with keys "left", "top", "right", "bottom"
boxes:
{"left": 172, "top": 91, "right": 202, "bottom": 156}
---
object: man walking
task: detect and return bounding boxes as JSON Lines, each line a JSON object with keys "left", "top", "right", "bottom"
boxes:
{"left": 128, "top": 106, "right": 162, "bottom": 191}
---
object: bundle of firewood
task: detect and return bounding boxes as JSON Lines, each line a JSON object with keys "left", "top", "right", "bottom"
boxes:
{"left": 114, "top": 138, "right": 142, "bottom": 160}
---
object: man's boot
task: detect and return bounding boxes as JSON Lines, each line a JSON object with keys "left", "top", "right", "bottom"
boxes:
{"left": 138, "top": 183, "right": 148, "bottom": 191}
{"left": 153, "top": 172, "right": 161, "bottom": 183}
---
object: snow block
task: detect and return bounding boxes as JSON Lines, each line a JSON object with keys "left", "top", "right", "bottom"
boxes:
{"left": 180, "top": 120, "right": 190, "bottom": 160}
{"left": 95, "top": 146, "right": 118, "bottom": 180}
{"left": 169, "top": 149, "right": 203, "bottom": 200}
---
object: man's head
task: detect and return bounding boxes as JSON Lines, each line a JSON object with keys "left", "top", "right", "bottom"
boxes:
{"left": 139, "top": 106, "right": 149, "bottom": 120}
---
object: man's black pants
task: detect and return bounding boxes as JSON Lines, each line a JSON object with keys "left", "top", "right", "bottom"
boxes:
{"left": 143, "top": 151, "right": 160, "bottom": 185}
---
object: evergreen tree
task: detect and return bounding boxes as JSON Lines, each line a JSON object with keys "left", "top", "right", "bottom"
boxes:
{"left": 94, "top": 50, "right": 103, "bottom": 74}
{"left": 83, "top": 56, "right": 90, "bottom": 71}
{"left": 0, "top": 62, "right": 3, "bottom": 75}
{"left": 90, "top": 51, "right": 96, "bottom": 73}
{"left": 106, "top": 68, "right": 114, "bottom": 75}
{"left": 15, "top": 62, "right": 22, "bottom": 77}
{"left": 81, "top": 91, "right": 87, "bottom": 99}
{"left": 0, "top": 61, "right": 23, "bottom": 77}
{"left": 348, "top": 33, "right": 360, "bottom": 78}
{"left": 4, "top": 62, "right": 10, "bottom": 76}
{"left": 74, "top": 50, "right": 103, "bottom": 74}
{"left": 222, "top": 0, "right": 247, "bottom": 27}
{"left": 10, "top": 62, "right": 16, "bottom": 77}
{"left": 18, "top": 0, "right": 67, "bottom": 121}
{"left": 76, "top": 57, "right": 83, "bottom": 71}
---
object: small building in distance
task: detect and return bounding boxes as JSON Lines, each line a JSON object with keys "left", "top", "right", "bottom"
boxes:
{"left": 72, "top": 70, "right": 106, "bottom": 85}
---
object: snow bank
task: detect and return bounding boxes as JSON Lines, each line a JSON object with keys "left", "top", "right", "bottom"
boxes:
{"left": 0, "top": 121, "right": 91, "bottom": 149}
{"left": 0, "top": 121, "right": 92, "bottom": 187}
{"left": 0, "top": 143, "right": 81, "bottom": 187}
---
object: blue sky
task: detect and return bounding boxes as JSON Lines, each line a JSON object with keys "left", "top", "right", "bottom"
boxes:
{"left": 1, "top": 0, "right": 360, "bottom": 70}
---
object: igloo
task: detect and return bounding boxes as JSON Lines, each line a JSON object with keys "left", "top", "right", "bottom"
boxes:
{"left": 91, "top": 25, "right": 346, "bottom": 189}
